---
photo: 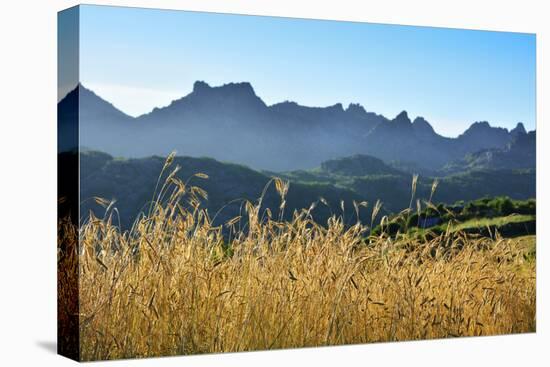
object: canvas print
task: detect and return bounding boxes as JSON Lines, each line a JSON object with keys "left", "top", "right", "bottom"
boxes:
{"left": 58, "top": 4, "right": 536, "bottom": 361}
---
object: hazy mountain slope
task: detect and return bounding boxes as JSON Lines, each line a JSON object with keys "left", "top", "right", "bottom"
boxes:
{"left": 455, "top": 121, "right": 512, "bottom": 153}
{"left": 134, "top": 81, "right": 389, "bottom": 171}
{"left": 75, "top": 85, "right": 137, "bottom": 154}
{"left": 320, "top": 154, "right": 403, "bottom": 176}
{"left": 361, "top": 111, "right": 455, "bottom": 168}
{"left": 61, "top": 82, "right": 530, "bottom": 172}
{"left": 441, "top": 129, "right": 536, "bottom": 174}
{"left": 361, "top": 112, "right": 517, "bottom": 170}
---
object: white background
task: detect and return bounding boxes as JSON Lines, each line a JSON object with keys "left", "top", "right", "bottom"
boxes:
{"left": 0, "top": 0, "right": 547, "bottom": 365}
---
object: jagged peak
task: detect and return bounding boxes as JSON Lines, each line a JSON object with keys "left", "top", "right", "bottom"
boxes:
{"left": 412, "top": 116, "right": 427, "bottom": 124}
{"left": 192, "top": 80, "right": 257, "bottom": 97}
{"left": 510, "top": 122, "right": 527, "bottom": 135}
{"left": 457, "top": 120, "right": 513, "bottom": 142}
{"left": 370, "top": 110, "right": 412, "bottom": 134}
{"left": 412, "top": 116, "right": 435, "bottom": 134}
{"left": 393, "top": 110, "right": 411, "bottom": 124}
{"left": 346, "top": 103, "right": 367, "bottom": 115}
{"left": 192, "top": 80, "right": 211, "bottom": 92}
{"left": 469, "top": 121, "right": 491, "bottom": 129}
{"left": 460, "top": 121, "right": 492, "bottom": 136}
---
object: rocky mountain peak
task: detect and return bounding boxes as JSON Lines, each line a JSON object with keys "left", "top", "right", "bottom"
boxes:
{"left": 394, "top": 110, "right": 411, "bottom": 124}
{"left": 510, "top": 122, "right": 527, "bottom": 137}
{"left": 412, "top": 116, "right": 436, "bottom": 135}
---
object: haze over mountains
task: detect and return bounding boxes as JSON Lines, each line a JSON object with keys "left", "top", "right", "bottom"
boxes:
{"left": 59, "top": 81, "right": 535, "bottom": 173}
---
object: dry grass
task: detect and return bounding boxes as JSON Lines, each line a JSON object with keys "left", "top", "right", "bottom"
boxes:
{"left": 58, "top": 156, "right": 536, "bottom": 361}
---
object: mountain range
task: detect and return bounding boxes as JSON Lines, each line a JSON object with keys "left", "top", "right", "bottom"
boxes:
{"left": 59, "top": 82, "right": 535, "bottom": 173}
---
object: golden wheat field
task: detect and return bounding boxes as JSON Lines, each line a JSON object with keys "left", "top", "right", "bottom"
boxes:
{"left": 57, "top": 157, "right": 536, "bottom": 361}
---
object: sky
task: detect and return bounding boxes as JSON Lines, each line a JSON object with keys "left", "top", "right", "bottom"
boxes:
{"left": 75, "top": 4, "right": 536, "bottom": 137}
{"left": 58, "top": 6, "right": 79, "bottom": 102}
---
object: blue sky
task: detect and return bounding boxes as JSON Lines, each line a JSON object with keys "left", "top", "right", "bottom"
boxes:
{"left": 77, "top": 5, "right": 536, "bottom": 137}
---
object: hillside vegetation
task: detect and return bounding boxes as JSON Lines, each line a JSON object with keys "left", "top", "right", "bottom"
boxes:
{"left": 372, "top": 196, "right": 536, "bottom": 239}
{"left": 79, "top": 151, "right": 535, "bottom": 230}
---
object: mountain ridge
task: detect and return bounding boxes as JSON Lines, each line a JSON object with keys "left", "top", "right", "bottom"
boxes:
{"left": 67, "top": 81, "right": 532, "bottom": 138}
{"left": 61, "top": 82, "right": 534, "bottom": 172}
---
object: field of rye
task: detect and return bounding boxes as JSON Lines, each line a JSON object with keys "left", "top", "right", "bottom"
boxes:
{"left": 58, "top": 154, "right": 536, "bottom": 361}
